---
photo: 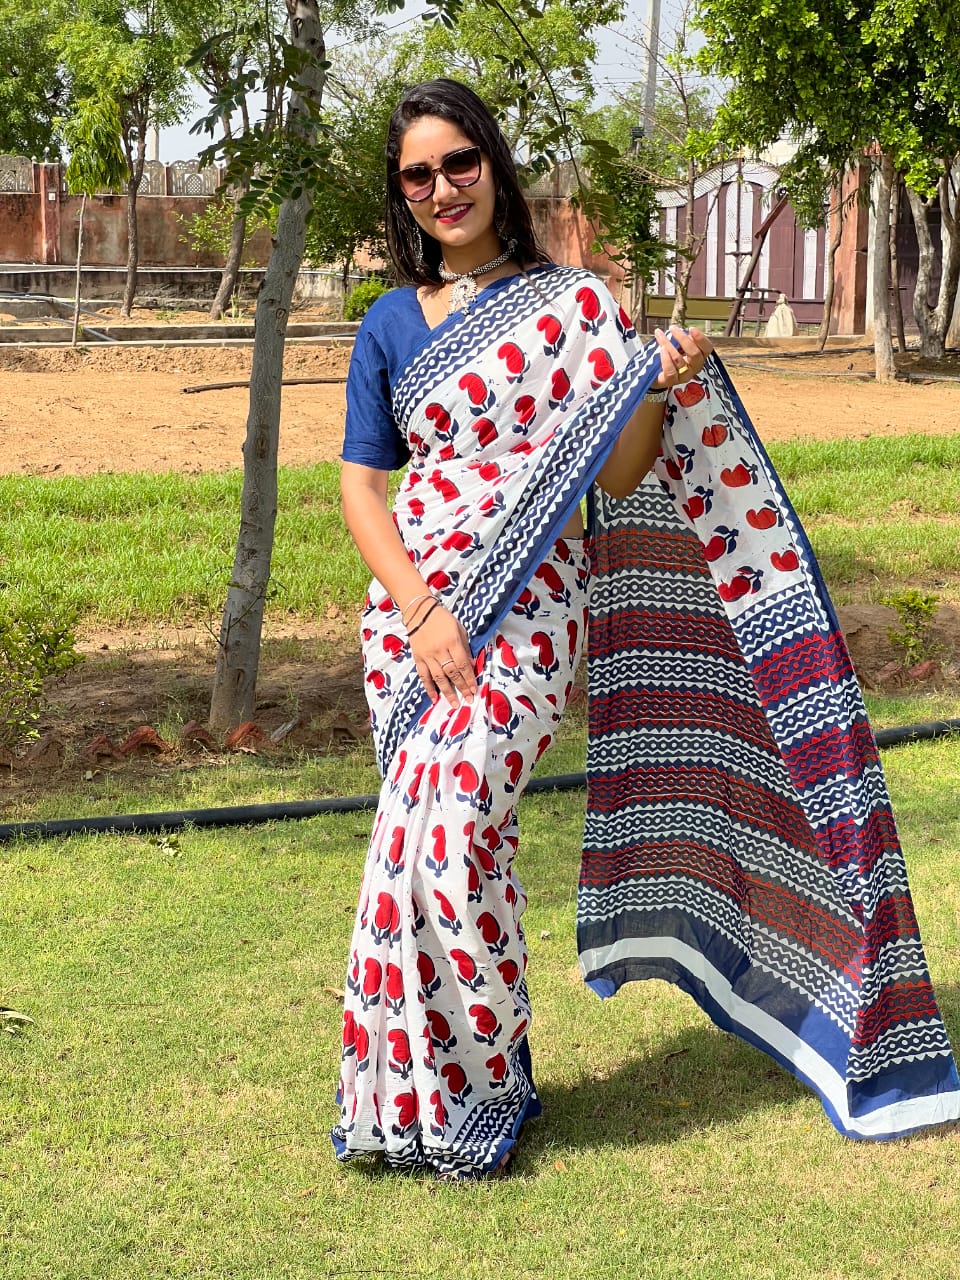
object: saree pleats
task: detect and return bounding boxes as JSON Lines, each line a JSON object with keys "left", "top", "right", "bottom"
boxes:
{"left": 333, "top": 543, "right": 589, "bottom": 1177}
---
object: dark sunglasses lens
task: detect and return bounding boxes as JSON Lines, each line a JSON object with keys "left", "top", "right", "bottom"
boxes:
{"left": 444, "top": 150, "right": 481, "bottom": 182}
{"left": 398, "top": 167, "right": 433, "bottom": 200}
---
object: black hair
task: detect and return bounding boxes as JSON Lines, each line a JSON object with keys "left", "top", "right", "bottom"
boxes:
{"left": 384, "top": 78, "right": 549, "bottom": 287}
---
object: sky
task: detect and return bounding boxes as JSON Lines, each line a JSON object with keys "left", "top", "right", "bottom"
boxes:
{"left": 158, "top": 0, "right": 702, "bottom": 162}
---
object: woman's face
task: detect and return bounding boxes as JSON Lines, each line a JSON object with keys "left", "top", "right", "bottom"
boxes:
{"left": 396, "top": 115, "right": 501, "bottom": 264}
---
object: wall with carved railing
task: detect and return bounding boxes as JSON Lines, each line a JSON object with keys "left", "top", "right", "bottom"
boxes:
{"left": 0, "top": 157, "right": 276, "bottom": 269}
{"left": 0, "top": 155, "right": 34, "bottom": 193}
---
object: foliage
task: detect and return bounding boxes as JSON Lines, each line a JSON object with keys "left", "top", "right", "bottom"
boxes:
{"left": 60, "top": 95, "right": 127, "bottom": 197}
{"left": 303, "top": 44, "right": 413, "bottom": 278}
{"left": 694, "top": 1, "right": 948, "bottom": 373}
{"left": 0, "top": 0, "right": 69, "bottom": 158}
{"left": 56, "top": 0, "right": 190, "bottom": 174}
{"left": 580, "top": 7, "right": 732, "bottom": 324}
{"left": 399, "top": 0, "right": 623, "bottom": 176}
{"left": 881, "top": 588, "right": 944, "bottom": 667}
{"left": 0, "top": 603, "right": 82, "bottom": 746}
{"left": 188, "top": 0, "right": 381, "bottom": 213}
{"left": 584, "top": 146, "right": 669, "bottom": 293}
{"left": 343, "top": 278, "right": 388, "bottom": 320}
{"left": 586, "top": 82, "right": 716, "bottom": 187}
{"left": 696, "top": 0, "right": 960, "bottom": 201}
{"left": 176, "top": 194, "right": 274, "bottom": 262}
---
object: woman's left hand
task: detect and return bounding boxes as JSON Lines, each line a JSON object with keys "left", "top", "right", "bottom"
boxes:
{"left": 651, "top": 325, "right": 714, "bottom": 391}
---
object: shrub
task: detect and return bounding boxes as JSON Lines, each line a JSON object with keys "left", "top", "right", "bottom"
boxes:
{"left": 881, "top": 589, "right": 944, "bottom": 668}
{"left": 0, "top": 604, "right": 83, "bottom": 746}
{"left": 343, "top": 278, "right": 388, "bottom": 321}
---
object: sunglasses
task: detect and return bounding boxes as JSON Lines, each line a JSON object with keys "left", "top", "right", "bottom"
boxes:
{"left": 392, "top": 146, "right": 483, "bottom": 203}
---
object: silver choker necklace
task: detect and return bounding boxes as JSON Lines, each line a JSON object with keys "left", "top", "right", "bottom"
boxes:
{"left": 440, "top": 240, "right": 517, "bottom": 314}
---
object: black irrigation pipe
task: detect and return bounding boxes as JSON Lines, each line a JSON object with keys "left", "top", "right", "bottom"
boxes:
{"left": 2, "top": 724, "right": 959, "bottom": 844}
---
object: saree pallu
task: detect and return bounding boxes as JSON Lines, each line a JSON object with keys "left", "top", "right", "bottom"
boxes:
{"left": 582, "top": 357, "right": 960, "bottom": 1139}
{"left": 332, "top": 267, "right": 959, "bottom": 1179}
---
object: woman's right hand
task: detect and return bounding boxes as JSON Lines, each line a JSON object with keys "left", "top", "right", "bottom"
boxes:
{"left": 409, "top": 603, "right": 478, "bottom": 707}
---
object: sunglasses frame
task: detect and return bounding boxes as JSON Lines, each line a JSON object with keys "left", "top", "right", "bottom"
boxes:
{"left": 392, "top": 146, "right": 484, "bottom": 204}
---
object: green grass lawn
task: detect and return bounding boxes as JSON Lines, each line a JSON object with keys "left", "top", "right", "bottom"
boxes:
{"left": 1, "top": 433, "right": 958, "bottom": 628}
{"left": 3, "top": 437, "right": 960, "bottom": 1277}
{"left": 2, "top": 727, "right": 959, "bottom": 1280}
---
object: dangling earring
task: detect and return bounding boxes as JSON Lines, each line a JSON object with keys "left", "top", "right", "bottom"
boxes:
{"left": 496, "top": 211, "right": 509, "bottom": 239}
{"left": 412, "top": 223, "right": 425, "bottom": 265}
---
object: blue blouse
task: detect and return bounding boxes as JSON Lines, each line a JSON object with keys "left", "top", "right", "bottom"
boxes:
{"left": 341, "top": 272, "right": 558, "bottom": 471}
{"left": 341, "top": 288, "right": 425, "bottom": 471}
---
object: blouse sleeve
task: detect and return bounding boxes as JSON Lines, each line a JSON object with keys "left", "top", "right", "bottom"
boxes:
{"left": 341, "top": 316, "right": 411, "bottom": 471}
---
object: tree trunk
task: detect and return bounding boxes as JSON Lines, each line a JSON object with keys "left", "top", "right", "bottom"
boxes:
{"left": 817, "top": 195, "right": 843, "bottom": 352}
{"left": 209, "top": 0, "right": 325, "bottom": 732}
{"left": 121, "top": 177, "right": 141, "bottom": 318}
{"left": 209, "top": 183, "right": 250, "bottom": 321}
{"left": 907, "top": 186, "right": 938, "bottom": 358}
{"left": 72, "top": 194, "right": 85, "bottom": 347}
{"left": 906, "top": 164, "right": 960, "bottom": 359}
{"left": 890, "top": 177, "right": 906, "bottom": 352}
{"left": 670, "top": 160, "right": 697, "bottom": 326}
{"left": 872, "top": 153, "right": 896, "bottom": 383}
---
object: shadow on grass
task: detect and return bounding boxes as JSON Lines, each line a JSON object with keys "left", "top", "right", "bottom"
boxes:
{"left": 531, "top": 1023, "right": 808, "bottom": 1155}
{"left": 531, "top": 981, "right": 960, "bottom": 1158}
{"left": 932, "top": 984, "right": 960, "bottom": 1050}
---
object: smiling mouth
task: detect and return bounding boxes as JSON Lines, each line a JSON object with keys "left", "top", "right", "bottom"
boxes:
{"left": 435, "top": 204, "right": 471, "bottom": 222}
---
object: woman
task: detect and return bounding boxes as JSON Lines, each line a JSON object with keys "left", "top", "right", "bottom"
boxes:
{"left": 333, "top": 79, "right": 960, "bottom": 1178}
{"left": 332, "top": 78, "right": 711, "bottom": 1180}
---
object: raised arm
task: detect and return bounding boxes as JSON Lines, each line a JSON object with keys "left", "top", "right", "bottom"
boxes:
{"left": 596, "top": 325, "right": 714, "bottom": 499}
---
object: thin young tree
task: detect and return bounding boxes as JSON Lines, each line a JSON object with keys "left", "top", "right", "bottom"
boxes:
{"left": 587, "top": 4, "right": 731, "bottom": 326}
{"left": 207, "top": 0, "right": 327, "bottom": 731}
{"left": 57, "top": 0, "right": 188, "bottom": 317}
{"left": 61, "top": 95, "right": 127, "bottom": 345}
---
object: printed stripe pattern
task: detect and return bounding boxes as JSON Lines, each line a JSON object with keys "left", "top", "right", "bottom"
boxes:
{"left": 580, "top": 366, "right": 960, "bottom": 1138}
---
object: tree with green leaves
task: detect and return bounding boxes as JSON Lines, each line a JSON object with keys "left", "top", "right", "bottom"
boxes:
{"left": 179, "top": 0, "right": 289, "bottom": 319}
{"left": 865, "top": 4, "right": 960, "bottom": 360}
{"left": 581, "top": 141, "right": 668, "bottom": 326}
{"left": 304, "top": 44, "right": 415, "bottom": 291}
{"left": 61, "top": 95, "right": 127, "bottom": 344}
{"left": 0, "top": 0, "right": 69, "bottom": 158}
{"left": 587, "top": 79, "right": 716, "bottom": 189}
{"left": 57, "top": 0, "right": 189, "bottom": 317}
{"left": 696, "top": 0, "right": 960, "bottom": 378}
{"left": 400, "top": 0, "right": 622, "bottom": 175}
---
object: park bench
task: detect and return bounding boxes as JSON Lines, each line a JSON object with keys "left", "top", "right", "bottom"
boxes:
{"left": 644, "top": 294, "right": 733, "bottom": 327}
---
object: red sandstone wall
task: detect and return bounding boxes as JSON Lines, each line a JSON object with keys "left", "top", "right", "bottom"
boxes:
{"left": 528, "top": 197, "right": 625, "bottom": 293}
{"left": 56, "top": 195, "right": 272, "bottom": 268}
{"left": 0, "top": 194, "right": 41, "bottom": 261}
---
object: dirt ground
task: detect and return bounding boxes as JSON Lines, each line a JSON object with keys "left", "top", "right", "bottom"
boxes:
{"left": 3, "top": 335, "right": 960, "bottom": 476}
{"left": 2, "top": 332, "right": 959, "bottom": 797}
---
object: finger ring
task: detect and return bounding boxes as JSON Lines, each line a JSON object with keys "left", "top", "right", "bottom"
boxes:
{"left": 677, "top": 363, "right": 690, "bottom": 377}
{"left": 440, "top": 659, "right": 456, "bottom": 669}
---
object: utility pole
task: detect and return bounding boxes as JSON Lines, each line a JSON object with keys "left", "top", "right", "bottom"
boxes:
{"left": 641, "top": 0, "right": 662, "bottom": 135}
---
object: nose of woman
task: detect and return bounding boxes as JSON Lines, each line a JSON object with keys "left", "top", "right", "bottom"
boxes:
{"left": 433, "top": 170, "right": 464, "bottom": 203}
